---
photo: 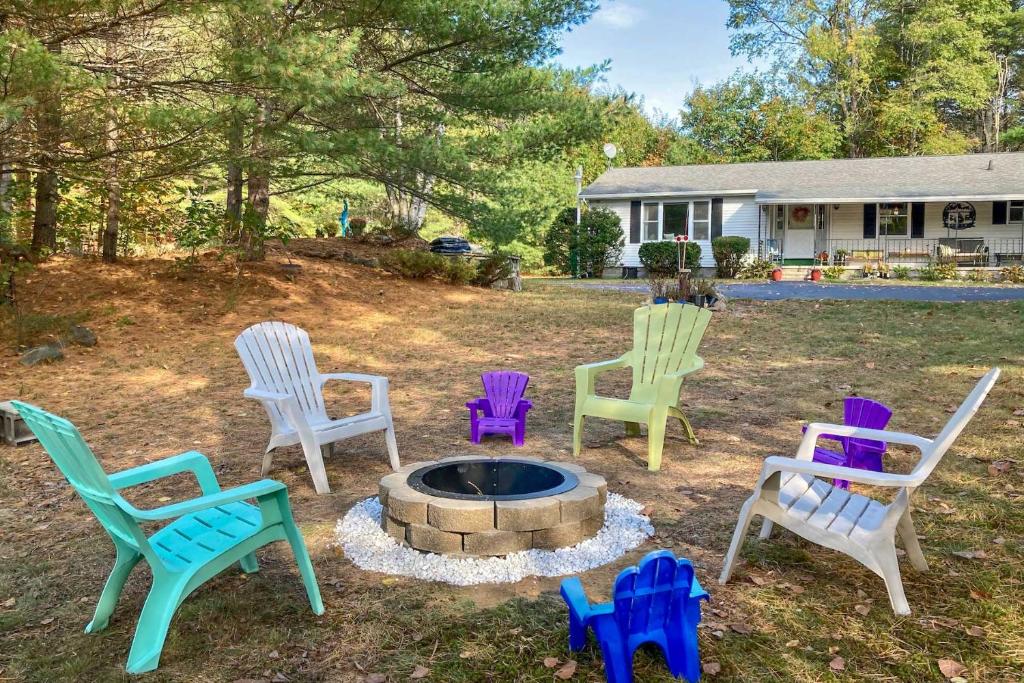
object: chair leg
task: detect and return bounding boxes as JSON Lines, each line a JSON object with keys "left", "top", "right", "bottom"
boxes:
{"left": 239, "top": 552, "right": 259, "bottom": 574}
{"left": 278, "top": 495, "right": 325, "bottom": 615}
{"left": 624, "top": 421, "right": 641, "bottom": 437}
{"left": 665, "top": 625, "right": 702, "bottom": 683}
{"left": 85, "top": 542, "right": 141, "bottom": 633}
{"left": 877, "top": 543, "right": 911, "bottom": 616}
{"left": 897, "top": 510, "right": 929, "bottom": 573}
{"left": 513, "top": 419, "right": 525, "bottom": 447}
{"left": 125, "top": 579, "right": 184, "bottom": 674}
{"left": 719, "top": 497, "right": 757, "bottom": 584}
{"left": 261, "top": 447, "right": 275, "bottom": 477}
{"left": 596, "top": 633, "right": 632, "bottom": 683}
{"left": 567, "top": 608, "right": 587, "bottom": 652}
{"left": 572, "top": 413, "right": 585, "bottom": 457}
{"left": 758, "top": 519, "right": 775, "bottom": 540}
{"left": 469, "top": 417, "right": 480, "bottom": 444}
{"left": 383, "top": 422, "right": 401, "bottom": 471}
{"left": 646, "top": 408, "right": 668, "bottom": 471}
{"left": 672, "top": 407, "right": 699, "bottom": 447}
{"left": 301, "top": 442, "right": 331, "bottom": 495}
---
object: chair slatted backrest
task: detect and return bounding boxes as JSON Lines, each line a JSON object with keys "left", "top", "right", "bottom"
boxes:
{"left": 612, "top": 551, "right": 696, "bottom": 637}
{"left": 481, "top": 371, "right": 529, "bottom": 419}
{"left": 12, "top": 402, "right": 146, "bottom": 550}
{"left": 631, "top": 304, "right": 712, "bottom": 389}
{"left": 909, "top": 368, "right": 1000, "bottom": 485}
{"left": 235, "top": 322, "right": 328, "bottom": 427}
{"left": 844, "top": 397, "right": 893, "bottom": 453}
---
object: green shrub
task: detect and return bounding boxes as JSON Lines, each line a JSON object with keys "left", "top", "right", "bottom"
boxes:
{"left": 471, "top": 254, "right": 512, "bottom": 287}
{"left": 919, "top": 261, "right": 958, "bottom": 281}
{"left": 638, "top": 241, "right": 701, "bottom": 276}
{"left": 379, "top": 249, "right": 448, "bottom": 279}
{"left": 822, "top": 265, "right": 845, "bottom": 280}
{"left": 965, "top": 268, "right": 989, "bottom": 283}
{"left": 738, "top": 257, "right": 775, "bottom": 279}
{"left": 174, "top": 192, "right": 221, "bottom": 265}
{"left": 892, "top": 265, "right": 911, "bottom": 280}
{"left": 711, "top": 236, "right": 750, "bottom": 278}
{"left": 543, "top": 207, "right": 624, "bottom": 277}
{"left": 348, "top": 217, "right": 367, "bottom": 237}
{"left": 1000, "top": 265, "right": 1024, "bottom": 283}
{"left": 442, "top": 257, "right": 478, "bottom": 285}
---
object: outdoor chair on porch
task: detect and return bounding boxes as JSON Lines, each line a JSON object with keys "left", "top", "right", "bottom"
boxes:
{"left": 12, "top": 402, "right": 324, "bottom": 674}
{"left": 720, "top": 369, "right": 999, "bottom": 615}
{"left": 936, "top": 238, "right": 988, "bottom": 266}
{"left": 573, "top": 304, "right": 711, "bottom": 471}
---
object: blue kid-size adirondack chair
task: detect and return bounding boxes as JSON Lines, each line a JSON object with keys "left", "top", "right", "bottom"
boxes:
{"left": 560, "top": 550, "right": 709, "bottom": 683}
{"left": 13, "top": 402, "right": 325, "bottom": 674}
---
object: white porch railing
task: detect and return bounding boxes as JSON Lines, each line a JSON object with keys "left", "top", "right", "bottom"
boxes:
{"left": 827, "top": 238, "right": 1024, "bottom": 266}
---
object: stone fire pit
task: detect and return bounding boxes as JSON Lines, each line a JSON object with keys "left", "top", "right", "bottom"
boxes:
{"left": 378, "top": 456, "right": 607, "bottom": 556}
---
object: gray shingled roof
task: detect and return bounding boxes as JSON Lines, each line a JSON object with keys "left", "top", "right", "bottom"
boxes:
{"left": 581, "top": 152, "right": 1024, "bottom": 202}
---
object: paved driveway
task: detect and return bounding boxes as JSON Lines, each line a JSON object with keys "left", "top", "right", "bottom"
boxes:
{"left": 553, "top": 280, "right": 1024, "bottom": 302}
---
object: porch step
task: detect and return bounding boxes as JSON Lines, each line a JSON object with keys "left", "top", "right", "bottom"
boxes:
{"left": 777, "top": 267, "right": 811, "bottom": 281}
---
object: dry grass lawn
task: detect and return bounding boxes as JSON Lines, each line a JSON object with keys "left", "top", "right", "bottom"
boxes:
{"left": 1, "top": 253, "right": 1022, "bottom": 682}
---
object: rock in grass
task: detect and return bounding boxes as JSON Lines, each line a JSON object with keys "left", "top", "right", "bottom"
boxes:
{"left": 20, "top": 343, "right": 65, "bottom": 366}
{"left": 68, "top": 325, "right": 97, "bottom": 347}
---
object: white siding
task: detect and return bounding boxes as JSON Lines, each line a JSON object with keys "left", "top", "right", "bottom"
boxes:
{"left": 591, "top": 195, "right": 760, "bottom": 268}
{"left": 829, "top": 201, "right": 1023, "bottom": 242}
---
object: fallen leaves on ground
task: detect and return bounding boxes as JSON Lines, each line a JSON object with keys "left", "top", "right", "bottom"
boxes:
{"left": 829, "top": 656, "right": 845, "bottom": 672}
{"left": 409, "top": 665, "right": 429, "bottom": 679}
{"left": 703, "top": 662, "right": 722, "bottom": 676}
{"left": 937, "top": 658, "right": 967, "bottom": 679}
{"left": 554, "top": 660, "right": 577, "bottom": 679}
{"left": 965, "top": 625, "right": 985, "bottom": 637}
{"left": 730, "top": 623, "right": 753, "bottom": 635}
{"left": 542, "top": 657, "right": 559, "bottom": 668}
{"left": 987, "top": 460, "right": 1013, "bottom": 476}
{"left": 364, "top": 675, "right": 386, "bottom": 683}
{"left": 952, "top": 550, "right": 987, "bottom": 560}
{"left": 854, "top": 604, "right": 870, "bottom": 616}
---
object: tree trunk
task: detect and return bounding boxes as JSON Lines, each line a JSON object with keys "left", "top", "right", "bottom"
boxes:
{"left": 31, "top": 43, "right": 62, "bottom": 255}
{"left": 102, "top": 39, "right": 120, "bottom": 263}
{"left": 225, "top": 113, "right": 244, "bottom": 242}
{"left": 239, "top": 102, "right": 270, "bottom": 261}
{"left": 0, "top": 161, "right": 12, "bottom": 241}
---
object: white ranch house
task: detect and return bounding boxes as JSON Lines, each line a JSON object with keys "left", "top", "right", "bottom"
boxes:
{"left": 581, "top": 152, "right": 1024, "bottom": 274}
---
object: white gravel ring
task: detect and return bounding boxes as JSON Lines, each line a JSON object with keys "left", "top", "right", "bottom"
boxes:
{"left": 334, "top": 493, "right": 655, "bottom": 586}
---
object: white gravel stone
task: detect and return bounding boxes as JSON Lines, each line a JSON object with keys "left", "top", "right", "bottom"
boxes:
{"left": 334, "top": 493, "right": 654, "bottom": 586}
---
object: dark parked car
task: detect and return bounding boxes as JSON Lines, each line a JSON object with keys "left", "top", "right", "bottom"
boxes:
{"left": 429, "top": 236, "right": 472, "bottom": 254}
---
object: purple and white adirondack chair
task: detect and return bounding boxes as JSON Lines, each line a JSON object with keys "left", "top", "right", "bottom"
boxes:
{"left": 466, "top": 371, "right": 532, "bottom": 447}
{"left": 807, "top": 397, "right": 893, "bottom": 489}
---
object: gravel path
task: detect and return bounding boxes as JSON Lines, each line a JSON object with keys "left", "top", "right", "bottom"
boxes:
{"left": 552, "top": 280, "right": 1024, "bottom": 302}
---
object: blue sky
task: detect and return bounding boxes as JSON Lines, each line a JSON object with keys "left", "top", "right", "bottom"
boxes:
{"left": 556, "top": 0, "right": 759, "bottom": 119}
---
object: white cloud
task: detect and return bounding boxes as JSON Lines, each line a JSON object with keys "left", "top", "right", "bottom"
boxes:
{"left": 593, "top": 2, "right": 645, "bottom": 29}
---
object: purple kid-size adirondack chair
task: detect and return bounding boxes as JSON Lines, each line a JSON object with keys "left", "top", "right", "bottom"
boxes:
{"left": 805, "top": 396, "right": 893, "bottom": 489}
{"left": 466, "top": 371, "right": 532, "bottom": 446}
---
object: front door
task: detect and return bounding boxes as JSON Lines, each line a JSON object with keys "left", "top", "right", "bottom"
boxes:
{"left": 785, "top": 204, "right": 816, "bottom": 260}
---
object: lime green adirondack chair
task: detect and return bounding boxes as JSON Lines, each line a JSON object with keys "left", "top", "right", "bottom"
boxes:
{"left": 12, "top": 402, "right": 324, "bottom": 674}
{"left": 573, "top": 304, "right": 712, "bottom": 471}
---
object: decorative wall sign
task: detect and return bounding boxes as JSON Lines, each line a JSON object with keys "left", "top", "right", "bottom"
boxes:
{"left": 943, "top": 202, "right": 976, "bottom": 230}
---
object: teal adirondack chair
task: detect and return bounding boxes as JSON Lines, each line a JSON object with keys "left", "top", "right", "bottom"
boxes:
{"left": 12, "top": 402, "right": 325, "bottom": 674}
{"left": 573, "top": 304, "right": 712, "bottom": 471}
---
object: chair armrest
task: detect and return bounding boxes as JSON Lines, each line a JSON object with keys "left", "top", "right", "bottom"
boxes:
{"left": 320, "top": 372, "right": 385, "bottom": 386}
{"left": 795, "top": 422, "right": 931, "bottom": 462}
{"left": 243, "top": 387, "right": 292, "bottom": 403}
{"left": 760, "top": 456, "right": 915, "bottom": 488}
{"left": 575, "top": 355, "right": 630, "bottom": 378}
{"left": 108, "top": 450, "right": 221, "bottom": 495}
{"left": 655, "top": 358, "right": 704, "bottom": 402}
{"left": 691, "top": 576, "right": 710, "bottom": 602}
{"left": 116, "top": 479, "right": 287, "bottom": 521}
{"left": 560, "top": 577, "right": 593, "bottom": 621}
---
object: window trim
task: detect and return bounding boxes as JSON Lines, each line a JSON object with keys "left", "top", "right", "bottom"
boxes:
{"left": 878, "top": 202, "right": 910, "bottom": 237}
{"left": 1010, "top": 200, "right": 1024, "bottom": 223}
{"left": 639, "top": 198, "right": 718, "bottom": 243}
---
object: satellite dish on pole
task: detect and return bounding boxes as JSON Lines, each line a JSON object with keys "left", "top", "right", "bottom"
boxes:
{"left": 603, "top": 143, "right": 618, "bottom": 160}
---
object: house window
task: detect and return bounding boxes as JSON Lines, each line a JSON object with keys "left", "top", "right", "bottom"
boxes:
{"left": 692, "top": 201, "right": 710, "bottom": 240}
{"left": 1011, "top": 200, "right": 1024, "bottom": 223}
{"left": 663, "top": 203, "right": 688, "bottom": 239}
{"left": 643, "top": 203, "right": 659, "bottom": 241}
{"left": 879, "top": 203, "right": 909, "bottom": 236}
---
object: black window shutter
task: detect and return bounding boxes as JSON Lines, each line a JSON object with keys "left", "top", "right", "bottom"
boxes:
{"left": 629, "top": 201, "right": 641, "bottom": 243}
{"left": 711, "top": 198, "right": 724, "bottom": 239}
{"left": 993, "top": 201, "right": 1007, "bottom": 225}
{"left": 911, "top": 202, "right": 925, "bottom": 238}
{"left": 863, "top": 203, "right": 877, "bottom": 238}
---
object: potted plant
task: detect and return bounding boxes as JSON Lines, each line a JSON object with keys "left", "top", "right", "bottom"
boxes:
{"left": 876, "top": 261, "right": 891, "bottom": 279}
{"left": 862, "top": 262, "right": 876, "bottom": 279}
{"left": 833, "top": 248, "right": 849, "bottom": 266}
{"left": 648, "top": 274, "right": 671, "bottom": 304}
{"left": 690, "top": 278, "right": 718, "bottom": 307}
{"left": 810, "top": 267, "right": 822, "bottom": 282}
{"left": 771, "top": 267, "right": 783, "bottom": 282}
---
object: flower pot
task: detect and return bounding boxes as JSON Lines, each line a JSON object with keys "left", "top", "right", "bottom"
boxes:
{"left": 692, "top": 294, "right": 707, "bottom": 308}
{"left": 771, "top": 268, "right": 783, "bottom": 282}
{"left": 810, "top": 269, "right": 822, "bottom": 282}
{"left": 652, "top": 297, "right": 669, "bottom": 304}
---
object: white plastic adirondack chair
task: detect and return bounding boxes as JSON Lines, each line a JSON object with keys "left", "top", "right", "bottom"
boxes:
{"left": 235, "top": 321, "right": 400, "bottom": 494}
{"left": 719, "top": 368, "right": 1000, "bottom": 615}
